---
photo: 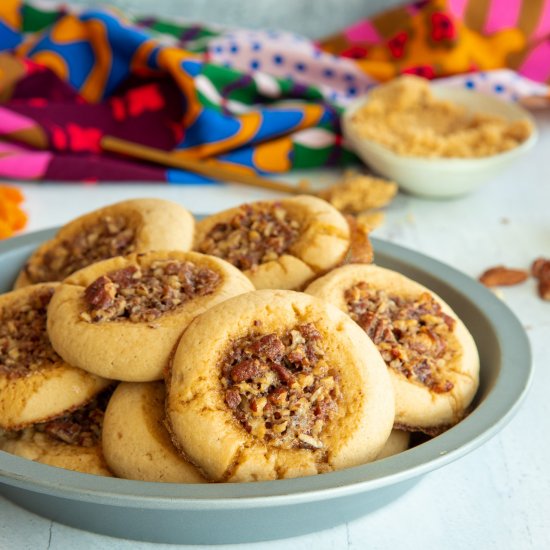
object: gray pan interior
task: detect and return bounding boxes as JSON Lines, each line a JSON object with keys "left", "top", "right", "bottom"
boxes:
{"left": 0, "top": 228, "right": 533, "bottom": 544}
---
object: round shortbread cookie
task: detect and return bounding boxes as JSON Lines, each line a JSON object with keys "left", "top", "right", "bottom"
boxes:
{"left": 0, "top": 284, "right": 112, "bottom": 430}
{"left": 166, "top": 290, "right": 394, "bottom": 482}
{"left": 47, "top": 251, "right": 255, "bottom": 382}
{"left": 1, "top": 435, "right": 112, "bottom": 476}
{"left": 305, "top": 264, "right": 480, "bottom": 432}
{"left": 375, "top": 429, "right": 410, "bottom": 460}
{"left": 102, "top": 382, "right": 205, "bottom": 483}
{"left": 0, "top": 389, "right": 113, "bottom": 476}
{"left": 194, "top": 195, "right": 369, "bottom": 290}
{"left": 14, "top": 198, "right": 195, "bottom": 288}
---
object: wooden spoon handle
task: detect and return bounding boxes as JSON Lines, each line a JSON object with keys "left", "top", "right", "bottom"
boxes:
{"left": 101, "top": 136, "right": 310, "bottom": 194}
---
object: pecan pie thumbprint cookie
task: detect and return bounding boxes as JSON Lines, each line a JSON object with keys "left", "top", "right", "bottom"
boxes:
{"left": 14, "top": 198, "right": 195, "bottom": 288}
{"left": 166, "top": 290, "right": 394, "bottom": 482}
{"left": 0, "top": 283, "right": 112, "bottom": 431}
{"left": 306, "top": 264, "right": 480, "bottom": 434}
{"left": 47, "top": 251, "right": 254, "bottom": 382}
{"left": 102, "top": 382, "right": 206, "bottom": 483}
{"left": 194, "top": 196, "right": 371, "bottom": 291}
{"left": 1, "top": 388, "right": 114, "bottom": 476}
{"left": 376, "top": 429, "right": 410, "bottom": 460}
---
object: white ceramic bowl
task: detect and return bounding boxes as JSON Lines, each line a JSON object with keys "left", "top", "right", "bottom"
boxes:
{"left": 342, "top": 87, "right": 538, "bottom": 199}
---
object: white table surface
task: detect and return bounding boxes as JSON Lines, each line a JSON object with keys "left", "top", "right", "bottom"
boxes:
{"left": 1, "top": 111, "right": 549, "bottom": 550}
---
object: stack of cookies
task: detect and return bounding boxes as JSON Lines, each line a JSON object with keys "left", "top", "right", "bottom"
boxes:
{"left": 0, "top": 195, "right": 479, "bottom": 483}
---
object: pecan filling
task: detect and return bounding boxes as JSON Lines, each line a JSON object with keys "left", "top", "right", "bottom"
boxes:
{"left": 81, "top": 260, "right": 221, "bottom": 323}
{"left": 0, "top": 287, "right": 61, "bottom": 379}
{"left": 25, "top": 215, "right": 136, "bottom": 283}
{"left": 221, "top": 323, "right": 340, "bottom": 451}
{"left": 197, "top": 203, "right": 301, "bottom": 271}
{"left": 34, "top": 388, "right": 113, "bottom": 447}
{"left": 344, "top": 282, "right": 457, "bottom": 393}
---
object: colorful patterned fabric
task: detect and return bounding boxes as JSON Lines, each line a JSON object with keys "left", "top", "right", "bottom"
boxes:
{"left": 0, "top": 0, "right": 548, "bottom": 185}
{"left": 320, "top": 0, "right": 550, "bottom": 83}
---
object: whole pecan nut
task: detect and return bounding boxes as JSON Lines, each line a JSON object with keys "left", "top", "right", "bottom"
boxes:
{"left": 531, "top": 257, "right": 550, "bottom": 279}
{"left": 531, "top": 258, "right": 550, "bottom": 300}
{"left": 538, "top": 279, "right": 550, "bottom": 301}
{"left": 478, "top": 266, "right": 529, "bottom": 287}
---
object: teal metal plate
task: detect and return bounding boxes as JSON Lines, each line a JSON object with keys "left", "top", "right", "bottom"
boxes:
{"left": 0, "top": 228, "right": 533, "bottom": 544}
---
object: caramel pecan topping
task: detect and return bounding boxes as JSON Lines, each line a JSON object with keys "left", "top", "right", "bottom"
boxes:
{"left": 0, "top": 287, "right": 61, "bottom": 379}
{"left": 25, "top": 215, "right": 136, "bottom": 284}
{"left": 220, "top": 323, "right": 340, "bottom": 452}
{"left": 33, "top": 388, "right": 113, "bottom": 447}
{"left": 197, "top": 203, "right": 300, "bottom": 271}
{"left": 344, "top": 282, "right": 457, "bottom": 393}
{"left": 81, "top": 260, "right": 221, "bottom": 323}
{"left": 0, "top": 427, "right": 16, "bottom": 443}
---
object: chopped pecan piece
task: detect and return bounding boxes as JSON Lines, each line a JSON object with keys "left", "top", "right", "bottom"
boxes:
{"left": 248, "top": 334, "right": 285, "bottom": 361}
{"left": 84, "top": 276, "right": 116, "bottom": 309}
{"left": 298, "top": 323, "right": 321, "bottom": 340}
{"left": 478, "top": 266, "right": 529, "bottom": 287}
{"left": 108, "top": 265, "right": 139, "bottom": 286}
{"left": 270, "top": 363, "right": 295, "bottom": 386}
{"left": 230, "top": 359, "right": 266, "bottom": 383}
{"left": 225, "top": 389, "right": 241, "bottom": 410}
{"left": 314, "top": 398, "right": 336, "bottom": 421}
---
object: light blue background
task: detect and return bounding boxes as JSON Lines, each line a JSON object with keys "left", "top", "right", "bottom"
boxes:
{"left": 65, "top": 0, "right": 404, "bottom": 38}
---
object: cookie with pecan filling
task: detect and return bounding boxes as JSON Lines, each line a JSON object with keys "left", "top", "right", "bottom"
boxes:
{"left": 102, "top": 382, "right": 205, "bottom": 482}
{"left": 1, "top": 388, "right": 114, "bottom": 476}
{"left": 0, "top": 284, "right": 112, "bottom": 430}
{"left": 14, "top": 198, "right": 195, "bottom": 288}
{"left": 376, "top": 429, "right": 410, "bottom": 460}
{"left": 194, "top": 195, "right": 368, "bottom": 291}
{"left": 166, "top": 290, "right": 394, "bottom": 482}
{"left": 47, "top": 251, "right": 254, "bottom": 382}
{"left": 305, "top": 264, "right": 480, "bottom": 433}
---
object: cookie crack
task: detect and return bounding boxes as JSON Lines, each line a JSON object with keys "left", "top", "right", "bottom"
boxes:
{"left": 220, "top": 441, "right": 252, "bottom": 482}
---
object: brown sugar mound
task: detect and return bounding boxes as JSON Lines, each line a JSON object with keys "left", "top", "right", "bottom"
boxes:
{"left": 348, "top": 75, "right": 533, "bottom": 158}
